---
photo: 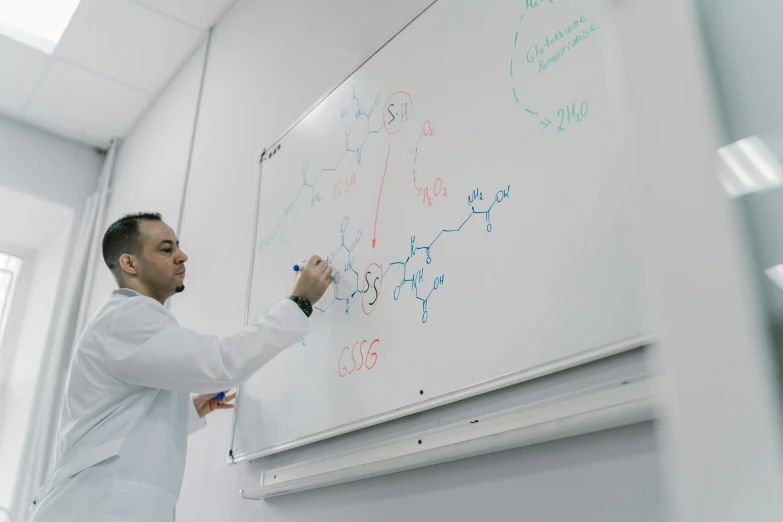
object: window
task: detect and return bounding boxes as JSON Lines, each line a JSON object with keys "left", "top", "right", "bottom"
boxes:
{"left": 0, "top": 253, "right": 23, "bottom": 349}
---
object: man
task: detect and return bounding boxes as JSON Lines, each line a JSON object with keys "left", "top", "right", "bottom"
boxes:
{"left": 30, "top": 212, "right": 333, "bottom": 522}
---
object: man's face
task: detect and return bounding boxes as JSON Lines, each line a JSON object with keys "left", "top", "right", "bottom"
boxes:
{"left": 136, "top": 220, "right": 188, "bottom": 297}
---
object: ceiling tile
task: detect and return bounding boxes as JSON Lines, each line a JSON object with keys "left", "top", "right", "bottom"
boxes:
{"left": 0, "top": 35, "right": 49, "bottom": 115}
{"left": 54, "top": 0, "right": 203, "bottom": 93}
{"left": 25, "top": 60, "right": 150, "bottom": 146}
{"left": 133, "top": 0, "right": 236, "bottom": 30}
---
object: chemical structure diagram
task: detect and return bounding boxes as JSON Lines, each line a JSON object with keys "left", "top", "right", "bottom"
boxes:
{"left": 311, "top": 185, "right": 512, "bottom": 323}
{"left": 258, "top": 86, "right": 513, "bottom": 332}
{"left": 314, "top": 216, "right": 364, "bottom": 315}
{"left": 384, "top": 185, "right": 511, "bottom": 323}
{"left": 282, "top": 87, "right": 384, "bottom": 219}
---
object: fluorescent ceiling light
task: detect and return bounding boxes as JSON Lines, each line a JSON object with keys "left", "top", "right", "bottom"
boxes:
{"left": 765, "top": 265, "right": 783, "bottom": 291}
{"left": 0, "top": 0, "right": 82, "bottom": 54}
{"left": 717, "top": 136, "right": 783, "bottom": 198}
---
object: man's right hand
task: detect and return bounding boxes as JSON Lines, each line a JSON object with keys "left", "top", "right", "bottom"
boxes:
{"left": 291, "top": 255, "right": 334, "bottom": 303}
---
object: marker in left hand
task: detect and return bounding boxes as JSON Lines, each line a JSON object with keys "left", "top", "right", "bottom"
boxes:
{"left": 211, "top": 392, "right": 225, "bottom": 401}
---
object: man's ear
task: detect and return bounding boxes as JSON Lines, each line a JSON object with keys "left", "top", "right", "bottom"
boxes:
{"left": 118, "top": 253, "right": 138, "bottom": 277}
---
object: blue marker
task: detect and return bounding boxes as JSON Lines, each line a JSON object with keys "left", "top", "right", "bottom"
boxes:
{"left": 211, "top": 392, "right": 225, "bottom": 401}
{"left": 293, "top": 259, "right": 328, "bottom": 272}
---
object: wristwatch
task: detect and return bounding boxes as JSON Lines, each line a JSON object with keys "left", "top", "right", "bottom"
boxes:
{"left": 287, "top": 295, "right": 313, "bottom": 317}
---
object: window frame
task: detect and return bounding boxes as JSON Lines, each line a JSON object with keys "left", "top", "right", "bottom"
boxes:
{"left": 0, "top": 254, "right": 24, "bottom": 352}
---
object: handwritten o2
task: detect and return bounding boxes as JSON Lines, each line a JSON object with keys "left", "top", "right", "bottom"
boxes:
{"left": 338, "top": 339, "right": 380, "bottom": 378}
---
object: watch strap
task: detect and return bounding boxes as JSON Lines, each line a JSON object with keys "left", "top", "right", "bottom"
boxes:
{"left": 287, "top": 295, "right": 313, "bottom": 317}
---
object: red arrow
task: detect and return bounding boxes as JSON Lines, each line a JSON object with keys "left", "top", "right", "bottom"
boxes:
{"left": 372, "top": 143, "right": 392, "bottom": 248}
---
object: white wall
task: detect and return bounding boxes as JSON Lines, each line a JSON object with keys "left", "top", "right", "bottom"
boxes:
{"left": 86, "top": 41, "right": 207, "bottom": 318}
{"left": 0, "top": 241, "right": 34, "bottom": 405}
{"left": 595, "top": 1, "right": 783, "bottom": 519}
{"left": 0, "top": 115, "right": 103, "bottom": 310}
{"left": 0, "top": 220, "right": 72, "bottom": 507}
{"left": 0, "top": 114, "right": 102, "bottom": 509}
{"left": 0, "top": 186, "right": 79, "bottom": 391}
{"left": 256, "top": 423, "right": 663, "bottom": 522}
{"left": 0, "top": 116, "right": 103, "bottom": 209}
{"left": 696, "top": 0, "right": 783, "bottom": 145}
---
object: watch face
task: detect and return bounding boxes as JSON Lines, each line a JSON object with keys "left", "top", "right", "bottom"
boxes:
{"left": 290, "top": 296, "right": 312, "bottom": 316}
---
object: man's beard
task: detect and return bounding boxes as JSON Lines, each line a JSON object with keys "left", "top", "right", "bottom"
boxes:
{"left": 175, "top": 284, "right": 185, "bottom": 293}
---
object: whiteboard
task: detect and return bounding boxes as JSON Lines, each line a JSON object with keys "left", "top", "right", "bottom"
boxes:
{"left": 231, "top": 0, "right": 647, "bottom": 459}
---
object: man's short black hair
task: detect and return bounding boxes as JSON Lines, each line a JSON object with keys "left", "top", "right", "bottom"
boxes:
{"left": 102, "top": 212, "right": 162, "bottom": 273}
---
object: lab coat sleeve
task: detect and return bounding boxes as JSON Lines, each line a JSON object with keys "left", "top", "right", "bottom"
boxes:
{"left": 188, "top": 395, "right": 207, "bottom": 435}
{"left": 104, "top": 297, "right": 311, "bottom": 393}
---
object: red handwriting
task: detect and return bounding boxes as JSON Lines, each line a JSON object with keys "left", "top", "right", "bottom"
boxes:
{"left": 413, "top": 120, "right": 447, "bottom": 206}
{"left": 333, "top": 172, "right": 357, "bottom": 200}
{"left": 372, "top": 143, "right": 392, "bottom": 248}
{"left": 338, "top": 339, "right": 380, "bottom": 377}
{"left": 419, "top": 178, "right": 448, "bottom": 205}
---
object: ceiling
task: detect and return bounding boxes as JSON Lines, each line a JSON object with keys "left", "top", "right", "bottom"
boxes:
{"left": 0, "top": 0, "right": 236, "bottom": 148}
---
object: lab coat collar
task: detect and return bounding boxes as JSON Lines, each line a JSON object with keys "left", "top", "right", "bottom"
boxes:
{"left": 111, "top": 288, "right": 175, "bottom": 318}
{"left": 112, "top": 288, "right": 142, "bottom": 298}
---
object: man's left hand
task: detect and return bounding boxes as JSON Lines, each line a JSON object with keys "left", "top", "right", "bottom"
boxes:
{"left": 193, "top": 391, "right": 236, "bottom": 418}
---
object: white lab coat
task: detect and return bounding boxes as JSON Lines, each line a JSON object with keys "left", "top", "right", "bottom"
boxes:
{"left": 29, "top": 288, "right": 310, "bottom": 522}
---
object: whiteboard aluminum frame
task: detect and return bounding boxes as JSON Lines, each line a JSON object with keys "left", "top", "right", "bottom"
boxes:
{"left": 238, "top": 376, "right": 660, "bottom": 498}
{"left": 230, "top": 333, "right": 653, "bottom": 462}
{"left": 229, "top": 0, "right": 654, "bottom": 463}
{"left": 228, "top": 141, "right": 269, "bottom": 460}
{"left": 262, "top": 0, "right": 438, "bottom": 156}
